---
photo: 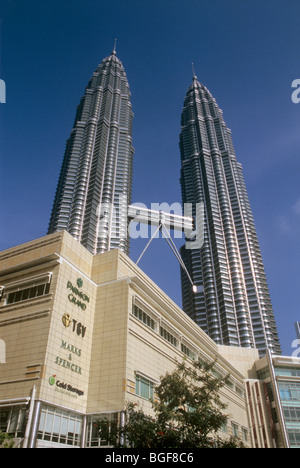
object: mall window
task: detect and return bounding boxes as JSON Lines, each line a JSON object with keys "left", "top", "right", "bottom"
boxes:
{"left": 159, "top": 326, "right": 178, "bottom": 348}
{"left": 220, "top": 421, "right": 228, "bottom": 433}
{"left": 181, "top": 343, "right": 196, "bottom": 360}
{"left": 278, "top": 381, "right": 300, "bottom": 402}
{"left": 37, "top": 405, "right": 83, "bottom": 447}
{"left": 86, "top": 413, "right": 119, "bottom": 447}
{"left": 235, "top": 384, "right": 244, "bottom": 398}
{"left": 283, "top": 406, "right": 300, "bottom": 423}
{"left": 231, "top": 422, "right": 239, "bottom": 438}
{"left": 6, "top": 283, "right": 50, "bottom": 305}
{"left": 135, "top": 374, "right": 154, "bottom": 400}
{"left": 2, "top": 273, "right": 52, "bottom": 306}
{"left": 275, "top": 366, "right": 300, "bottom": 378}
{"left": 287, "top": 429, "right": 300, "bottom": 448}
{"left": 242, "top": 427, "right": 249, "bottom": 442}
{"left": 0, "top": 406, "right": 27, "bottom": 438}
{"left": 132, "top": 304, "right": 156, "bottom": 331}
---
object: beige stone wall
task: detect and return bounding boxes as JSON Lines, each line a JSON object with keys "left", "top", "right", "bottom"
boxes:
{"left": 0, "top": 234, "right": 62, "bottom": 401}
{"left": 124, "top": 286, "right": 253, "bottom": 444}
{"left": 87, "top": 279, "right": 129, "bottom": 413}
{"left": 218, "top": 345, "right": 259, "bottom": 379}
{"left": 39, "top": 257, "right": 97, "bottom": 413}
{"left": 0, "top": 232, "right": 96, "bottom": 412}
{"left": 0, "top": 232, "right": 267, "bottom": 447}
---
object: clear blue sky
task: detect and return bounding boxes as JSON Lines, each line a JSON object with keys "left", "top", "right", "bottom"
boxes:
{"left": 0, "top": 0, "right": 300, "bottom": 355}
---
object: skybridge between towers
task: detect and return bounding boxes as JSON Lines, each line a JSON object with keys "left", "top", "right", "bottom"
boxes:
{"left": 127, "top": 204, "right": 198, "bottom": 293}
{"left": 127, "top": 205, "right": 194, "bottom": 233}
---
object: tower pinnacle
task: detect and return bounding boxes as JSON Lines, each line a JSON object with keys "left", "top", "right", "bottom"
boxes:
{"left": 48, "top": 49, "right": 134, "bottom": 255}
{"left": 112, "top": 38, "right": 117, "bottom": 55}
{"left": 192, "top": 62, "right": 197, "bottom": 80}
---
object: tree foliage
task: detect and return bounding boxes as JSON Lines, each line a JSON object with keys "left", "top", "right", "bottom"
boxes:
{"left": 0, "top": 431, "right": 15, "bottom": 449}
{"left": 97, "top": 358, "right": 245, "bottom": 448}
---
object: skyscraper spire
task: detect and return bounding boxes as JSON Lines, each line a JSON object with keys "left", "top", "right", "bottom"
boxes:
{"left": 191, "top": 62, "right": 197, "bottom": 80}
{"left": 179, "top": 75, "right": 281, "bottom": 356}
{"left": 48, "top": 50, "right": 134, "bottom": 255}
{"left": 112, "top": 38, "right": 117, "bottom": 55}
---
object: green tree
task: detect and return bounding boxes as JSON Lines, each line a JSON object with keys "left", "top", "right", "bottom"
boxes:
{"left": 97, "top": 358, "right": 244, "bottom": 448}
{"left": 0, "top": 431, "right": 15, "bottom": 448}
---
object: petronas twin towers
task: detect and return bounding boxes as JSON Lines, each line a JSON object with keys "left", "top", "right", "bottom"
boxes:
{"left": 48, "top": 46, "right": 281, "bottom": 356}
{"left": 48, "top": 46, "right": 134, "bottom": 255}
{"left": 179, "top": 74, "right": 281, "bottom": 355}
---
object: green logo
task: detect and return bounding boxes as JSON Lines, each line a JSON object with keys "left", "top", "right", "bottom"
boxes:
{"left": 49, "top": 375, "right": 56, "bottom": 386}
{"left": 77, "top": 278, "right": 83, "bottom": 288}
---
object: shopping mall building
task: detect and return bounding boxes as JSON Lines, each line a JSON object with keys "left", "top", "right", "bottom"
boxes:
{"left": 0, "top": 231, "right": 299, "bottom": 448}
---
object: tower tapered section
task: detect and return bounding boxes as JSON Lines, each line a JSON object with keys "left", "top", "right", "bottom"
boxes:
{"left": 48, "top": 49, "right": 134, "bottom": 255}
{"left": 180, "top": 76, "right": 281, "bottom": 356}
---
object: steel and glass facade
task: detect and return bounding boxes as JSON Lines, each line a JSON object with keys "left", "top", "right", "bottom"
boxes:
{"left": 179, "top": 75, "right": 281, "bottom": 356}
{"left": 48, "top": 48, "right": 134, "bottom": 255}
{"left": 255, "top": 354, "right": 300, "bottom": 448}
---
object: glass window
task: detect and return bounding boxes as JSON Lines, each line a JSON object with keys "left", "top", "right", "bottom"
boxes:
{"left": 22, "top": 288, "right": 30, "bottom": 300}
{"left": 275, "top": 366, "right": 300, "bottom": 378}
{"left": 278, "top": 382, "right": 300, "bottom": 402}
{"left": 37, "top": 284, "right": 45, "bottom": 296}
{"left": 0, "top": 406, "right": 27, "bottom": 437}
{"left": 15, "top": 291, "right": 22, "bottom": 302}
{"left": 9, "top": 408, "right": 25, "bottom": 434}
{"left": 6, "top": 292, "right": 14, "bottom": 304}
{"left": 242, "top": 428, "right": 249, "bottom": 442}
{"left": 6, "top": 281, "right": 51, "bottom": 305}
{"left": 181, "top": 343, "right": 196, "bottom": 360}
{"left": 0, "top": 409, "right": 10, "bottom": 432}
{"left": 132, "top": 304, "right": 156, "bottom": 330}
{"left": 37, "top": 405, "right": 82, "bottom": 447}
{"left": 86, "top": 413, "right": 119, "bottom": 448}
{"left": 160, "top": 326, "right": 178, "bottom": 347}
{"left": 235, "top": 385, "right": 244, "bottom": 397}
{"left": 135, "top": 375, "right": 154, "bottom": 400}
{"left": 60, "top": 415, "right": 68, "bottom": 444}
{"left": 220, "top": 421, "right": 228, "bottom": 433}
{"left": 231, "top": 422, "right": 239, "bottom": 438}
{"left": 283, "top": 406, "right": 300, "bottom": 423}
{"left": 287, "top": 428, "right": 300, "bottom": 448}
{"left": 29, "top": 286, "right": 38, "bottom": 299}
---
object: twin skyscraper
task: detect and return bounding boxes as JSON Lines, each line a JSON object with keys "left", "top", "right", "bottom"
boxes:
{"left": 48, "top": 47, "right": 281, "bottom": 356}
{"left": 48, "top": 45, "right": 134, "bottom": 255}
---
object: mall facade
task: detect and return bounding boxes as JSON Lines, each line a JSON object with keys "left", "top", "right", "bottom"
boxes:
{"left": 0, "top": 231, "right": 298, "bottom": 448}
